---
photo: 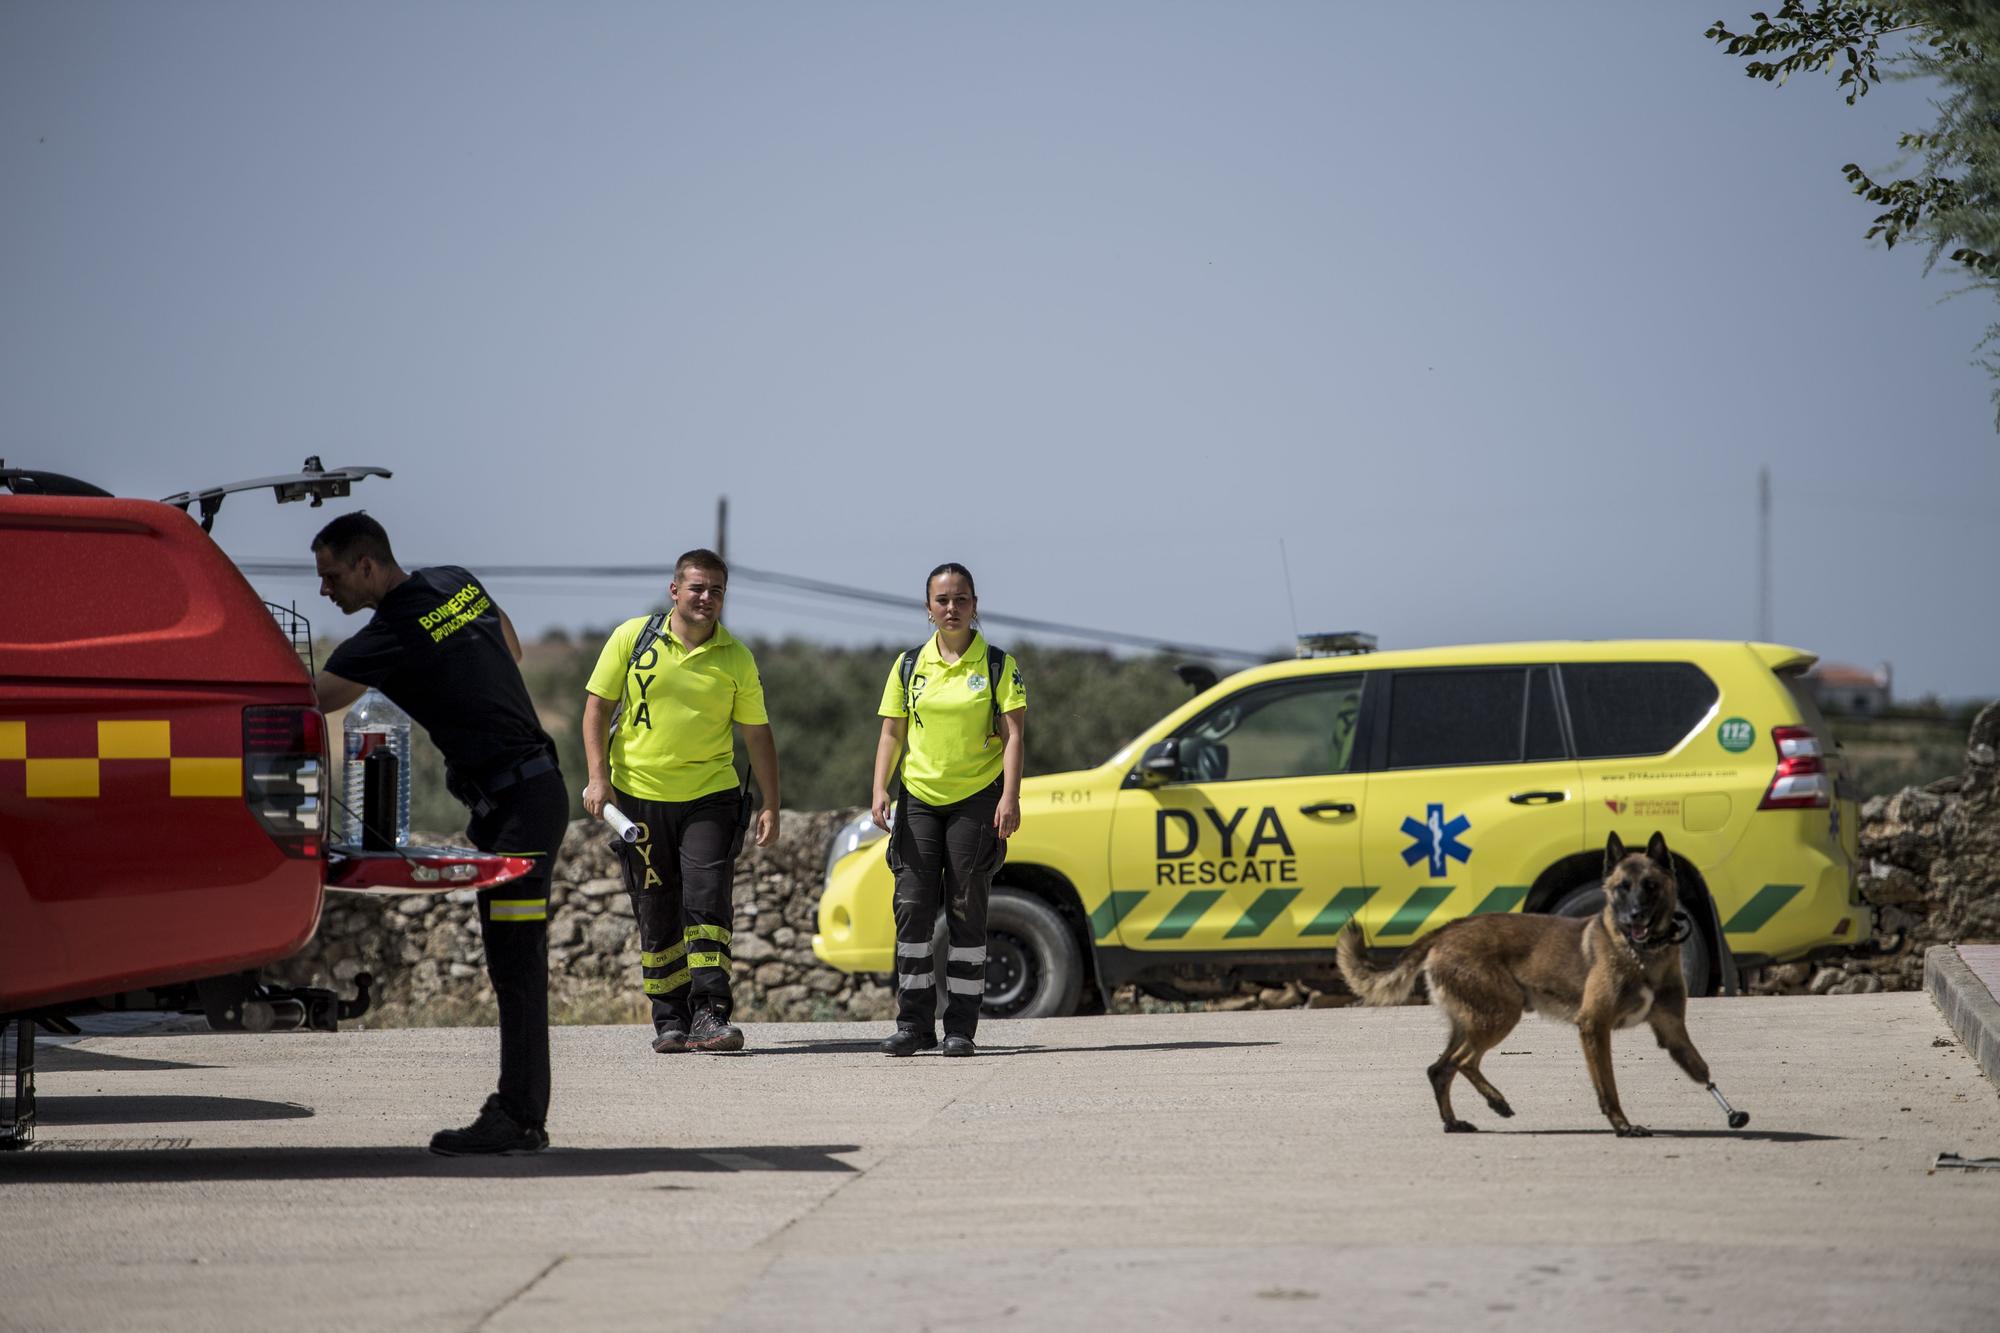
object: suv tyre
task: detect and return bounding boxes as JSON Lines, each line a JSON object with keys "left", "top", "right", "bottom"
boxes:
{"left": 979, "top": 889, "right": 1085, "bottom": 1019}
{"left": 1551, "top": 881, "right": 1716, "bottom": 998}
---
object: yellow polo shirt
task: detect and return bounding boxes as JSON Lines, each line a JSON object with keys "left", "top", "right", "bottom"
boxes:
{"left": 879, "top": 631, "right": 1026, "bottom": 807}
{"left": 587, "top": 617, "right": 768, "bottom": 802}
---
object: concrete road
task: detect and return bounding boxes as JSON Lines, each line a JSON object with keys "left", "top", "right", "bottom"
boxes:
{"left": 4, "top": 993, "right": 1998, "bottom": 1333}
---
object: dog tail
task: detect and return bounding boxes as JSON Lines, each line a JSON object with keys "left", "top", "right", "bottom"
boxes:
{"left": 1336, "top": 922, "right": 1438, "bottom": 1006}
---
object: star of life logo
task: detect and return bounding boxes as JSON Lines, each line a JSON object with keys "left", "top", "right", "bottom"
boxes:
{"left": 1401, "top": 803, "right": 1472, "bottom": 878}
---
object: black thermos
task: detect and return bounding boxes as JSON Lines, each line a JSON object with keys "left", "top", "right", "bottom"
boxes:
{"left": 362, "top": 746, "right": 400, "bottom": 851}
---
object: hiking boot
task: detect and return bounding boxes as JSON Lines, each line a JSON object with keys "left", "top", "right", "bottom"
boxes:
{"left": 429, "top": 1097, "right": 547, "bottom": 1156}
{"left": 879, "top": 1027, "right": 938, "bottom": 1057}
{"left": 687, "top": 1008, "right": 744, "bottom": 1053}
{"left": 651, "top": 1026, "right": 689, "bottom": 1054}
{"left": 940, "top": 1035, "right": 977, "bottom": 1058}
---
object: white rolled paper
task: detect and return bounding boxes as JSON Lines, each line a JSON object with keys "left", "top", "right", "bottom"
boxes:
{"left": 601, "top": 802, "right": 641, "bottom": 844}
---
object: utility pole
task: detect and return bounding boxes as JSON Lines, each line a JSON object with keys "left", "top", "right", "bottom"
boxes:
{"left": 715, "top": 495, "right": 729, "bottom": 562}
{"left": 1757, "top": 466, "right": 1772, "bottom": 642}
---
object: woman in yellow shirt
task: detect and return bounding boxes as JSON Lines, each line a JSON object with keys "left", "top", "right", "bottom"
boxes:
{"left": 870, "top": 563, "right": 1027, "bottom": 1057}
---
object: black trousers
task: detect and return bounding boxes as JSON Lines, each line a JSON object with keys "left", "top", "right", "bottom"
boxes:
{"left": 466, "top": 767, "right": 568, "bottom": 1130}
{"left": 888, "top": 780, "right": 1003, "bottom": 1038}
{"left": 613, "top": 785, "right": 743, "bottom": 1030}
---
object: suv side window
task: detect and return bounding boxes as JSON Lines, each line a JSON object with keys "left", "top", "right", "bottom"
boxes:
{"left": 1560, "top": 662, "right": 1720, "bottom": 759}
{"left": 1172, "top": 675, "right": 1363, "bottom": 782}
{"left": 1386, "top": 667, "right": 1565, "bottom": 769}
{"left": 1524, "top": 666, "right": 1566, "bottom": 761}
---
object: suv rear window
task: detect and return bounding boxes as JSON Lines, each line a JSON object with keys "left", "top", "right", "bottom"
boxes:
{"left": 1560, "top": 662, "right": 1719, "bottom": 759}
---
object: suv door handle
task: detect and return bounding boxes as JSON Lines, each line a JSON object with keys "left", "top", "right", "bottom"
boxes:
{"left": 1300, "top": 801, "right": 1357, "bottom": 816}
{"left": 1508, "top": 790, "right": 1567, "bottom": 805}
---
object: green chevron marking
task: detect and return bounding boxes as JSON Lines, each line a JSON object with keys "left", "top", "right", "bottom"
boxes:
{"left": 1722, "top": 884, "right": 1803, "bottom": 935}
{"left": 1225, "top": 888, "right": 1300, "bottom": 939}
{"left": 1150, "top": 890, "right": 1224, "bottom": 940}
{"left": 1379, "top": 886, "right": 1455, "bottom": 937}
{"left": 1300, "top": 886, "right": 1378, "bottom": 937}
{"left": 1470, "top": 886, "right": 1529, "bottom": 915}
{"left": 1088, "top": 891, "right": 1148, "bottom": 941}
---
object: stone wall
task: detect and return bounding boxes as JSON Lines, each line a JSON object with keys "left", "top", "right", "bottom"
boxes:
{"left": 277, "top": 705, "right": 2000, "bottom": 1022}
{"left": 273, "top": 808, "right": 899, "bottom": 1026}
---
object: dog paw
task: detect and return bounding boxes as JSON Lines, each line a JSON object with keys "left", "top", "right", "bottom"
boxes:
{"left": 1443, "top": 1119, "right": 1480, "bottom": 1133}
{"left": 1614, "top": 1123, "right": 1652, "bottom": 1138}
{"left": 1489, "top": 1101, "right": 1515, "bottom": 1118}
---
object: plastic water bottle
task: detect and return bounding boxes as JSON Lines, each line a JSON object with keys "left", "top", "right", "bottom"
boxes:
{"left": 342, "top": 689, "right": 412, "bottom": 846}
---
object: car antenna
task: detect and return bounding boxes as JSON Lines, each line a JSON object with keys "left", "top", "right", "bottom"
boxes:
{"left": 1278, "top": 537, "right": 1301, "bottom": 640}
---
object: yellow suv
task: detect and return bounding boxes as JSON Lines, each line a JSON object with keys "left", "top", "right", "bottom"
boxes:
{"left": 814, "top": 639, "right": 1864, "bottom": 1016}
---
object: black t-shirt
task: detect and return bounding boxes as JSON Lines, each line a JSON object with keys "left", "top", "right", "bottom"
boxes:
{"left": 325, "top": 565, "right": 554, "bottom": 786}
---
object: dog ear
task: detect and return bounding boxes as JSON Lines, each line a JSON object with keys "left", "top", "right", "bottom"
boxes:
{"left": 1604, "top": 831, "right": 1627, "bottom": 875}
{"left": 1646, "top": 830, "right": 1671, "bottom": 869}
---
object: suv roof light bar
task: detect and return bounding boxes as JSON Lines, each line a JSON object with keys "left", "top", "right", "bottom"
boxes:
{"left": 1296, "top": 631, "right": 1377, "bottom": 658}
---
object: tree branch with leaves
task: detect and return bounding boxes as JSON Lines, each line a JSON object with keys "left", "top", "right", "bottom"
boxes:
{"left": 1710, "top": 2, "right": 2000, "bottom": 416}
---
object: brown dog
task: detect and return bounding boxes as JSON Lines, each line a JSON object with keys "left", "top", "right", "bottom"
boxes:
{"left": 1337, "top": 831, "right": 1747, "bottom": 1136}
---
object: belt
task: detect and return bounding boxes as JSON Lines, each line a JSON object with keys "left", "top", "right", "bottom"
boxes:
{"left": 462, "top": 752, "right": 558, "bottom": 817}
{"left": 483, "top": 752, "right": 557, "bottom": 796}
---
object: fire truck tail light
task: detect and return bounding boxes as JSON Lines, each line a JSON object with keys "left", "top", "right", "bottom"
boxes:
{"left": 244, "top": 705, "right": 326, "bottom": 858}
{"left": 408, "top": 862, "right": 480, "bottom": 885}
{"left": 327, "top": 853, "right": 533, "bottom": 893}
{"left": 1759, "top": 724, "right": 1831, "bottom": 811}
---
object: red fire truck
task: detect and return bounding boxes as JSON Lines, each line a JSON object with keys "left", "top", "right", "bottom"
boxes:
{"left": 0, "top": 459, "right": 531, "bottom": 1147}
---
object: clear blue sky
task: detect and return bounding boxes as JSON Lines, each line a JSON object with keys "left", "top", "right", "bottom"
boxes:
{"left": 6, "top": 3, "right": 1995, "bottom": 699}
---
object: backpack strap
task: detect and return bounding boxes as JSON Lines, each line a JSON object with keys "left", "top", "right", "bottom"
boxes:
{"left": 987, "top": 644, "right": 1006, "bottom": 739}
{"left": 606, "top": 612, "right": 668, "bottom": 740}
{"left": 899, "top": 648, "right": 921, "bottom": 725}
{"left": 886, "top": 647, "right": 922, "bottom": 800}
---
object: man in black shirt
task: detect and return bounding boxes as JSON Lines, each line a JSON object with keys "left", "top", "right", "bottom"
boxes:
{"left": 311, "top": 512, "right": 567, "bottom": 1155}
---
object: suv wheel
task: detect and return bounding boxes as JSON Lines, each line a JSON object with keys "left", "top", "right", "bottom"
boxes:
{"left": 978, "top": 889, "right": 1085, "bottom": 1019}
{"left": 1551, "top": 881, "right": 1716, "bottom": 998}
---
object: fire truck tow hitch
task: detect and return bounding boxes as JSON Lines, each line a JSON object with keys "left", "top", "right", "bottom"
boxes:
{"left": 195, "top": 972, "right": 374, "bottom": 1033}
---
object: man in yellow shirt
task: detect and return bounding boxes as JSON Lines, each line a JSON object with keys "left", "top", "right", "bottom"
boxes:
{"left": 582, "top": 549, "right": 780, "bottom": 1053}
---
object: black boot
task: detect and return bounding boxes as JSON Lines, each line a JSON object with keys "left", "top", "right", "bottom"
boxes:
{"left": 687, "top": 1007, "right": 744, "bottom": 1053}
{"left": 650, "top": 1025, "right": 689, "bottom": 1054}
{"left": 429, "top": 1096, "right": 548, "bottom": 1156}
{"left": 879, "top": 1027, "right": 938, "bottom": 1057}
{"left": 940, "top": 1035, "right": 976, "bottom": 1057}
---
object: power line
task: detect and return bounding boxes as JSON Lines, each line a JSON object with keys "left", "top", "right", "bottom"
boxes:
{"left": 238, "top": 558, "right": 1270, "bottom": 663}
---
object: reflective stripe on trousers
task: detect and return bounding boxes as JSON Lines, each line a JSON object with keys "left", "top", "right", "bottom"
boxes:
{"left": 895, "top": 939, "right": 934, "bottom": 990}
{"left": 686, "top": 921, "right": 732, "bottom": 973}
{"left": 945, "top": 944, "right": 987, "bottom": 995}
{"left": 489, "top": 898, "right": 548, "bottom": 922}
{"left": 642, "top": 941, "right": 690, "bottom": 996}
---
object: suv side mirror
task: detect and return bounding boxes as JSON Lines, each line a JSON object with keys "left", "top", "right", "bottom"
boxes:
{"left": 1174, "top": 663, "right": 1218, "bottom": 694}
{"left": 1135, "top": 739, "right": 1181, "bottom": 788}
